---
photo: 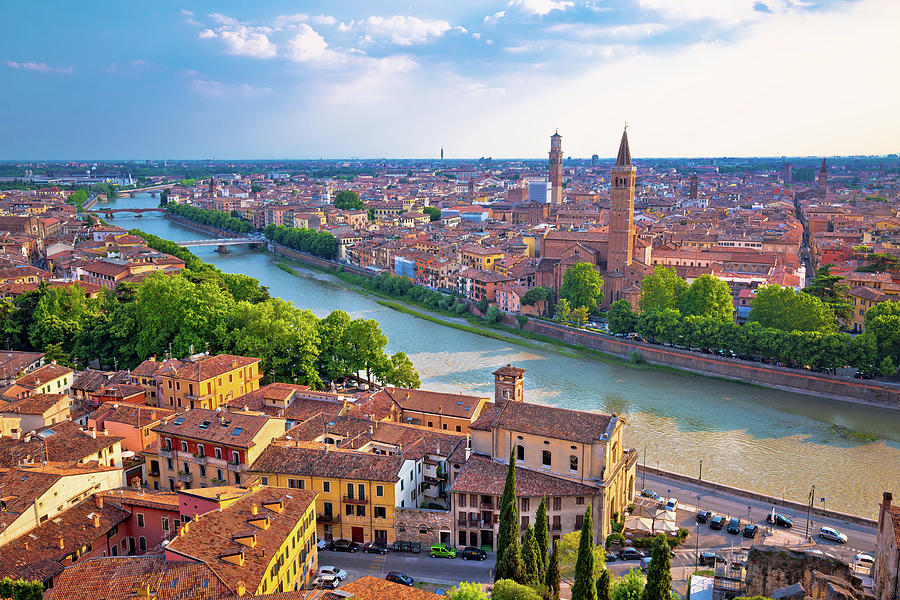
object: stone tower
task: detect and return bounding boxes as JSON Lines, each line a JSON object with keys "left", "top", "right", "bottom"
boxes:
{"left": 208, "top": 176, "right": 217, "bottom": 198}
{"left": 689, "top": 174, "right": 699, "bottom": 200}
{"left": 817, "top": 158, "right": 828, "bottom": 198}
{"left": 549, "top": 131, "right": 563, "bottom": 205}
{"left": 608, "top": 128, "right": 636, "bottom": 275}
{"left": 493, "top": 364, "right": 525, "bottom": 404}
{"left": 782, "top": 162, "right": 793, "bottom": 185}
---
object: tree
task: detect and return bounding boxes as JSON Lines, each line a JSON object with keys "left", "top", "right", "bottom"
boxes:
{"left": 477, "top": 298, "right": 489, "bottom": 313}
{"left": 571, "top": 306, "right": 590, "bottom": 326}
{"left": 679, "top": 274, "right": 734, "bottom": 322}
{"left": 612, "top": 569, "right": 646, "bottom": 600}
{"left": 639, "top": 266, "right": 688, "bottom": 314}
{"left": 492, "top": 580, "right": 542, "bottom": 600}
{"left": 0, "top": 578, "right": 43, "bottom": 600}
{"left": 343, "top": 318, "right": 389, "bottom": 385}
{"left": 495, "top": 448, "right": 524, "bottom": 583}
{"left": 250, "top": 183, "right": 264, "bottom": 194}
{"left": 521, "top": 526, "right": 541, "bottom": 585}
{"left": 749, "top": 284, "right": 836, "bottom": 332}
{"left": 486, "top": 306, "right": 502, "bottom": 324}
{"left": 641, "top": 535, "right": 672, "bottom": 600}
{"left": 571, "top": 506, "right": 598, "bottom": 600}
{"left": 448, "top": 582, "right": 489, "bottom": 600}
{"left": 803, "top": 265, "right": 851, "bottom": 324}
{"left": 333, "top": 190, "right": 364, "bottom": 210}
{"left": 521, "top": 286, "right": 555, "bottom": 316}
{"left": 28, "top": 284, "right": 99, "bottom": 356}
{"left": 636, "top": 308, "right": 681, "bottom": 345}
{"left": 561, "top": 262, "right": 604, "bottom": 313}
{"left": 597, "top": 570, "right": 613, "bottom": 600}
{"left": 378, "top": 351, "right": 421, "bottom": 388}
{"left": 423, "top": 206, "right": 442, "bottom": 221}
{"left": 516, "top": 315, "right": 528, "bottom": 329}
{"left": 865, "top": 301, "right": 900, "bottom": 365}
{"left": 557, "top": 530, "right": 606, "bottom": 580}
{"left": 607, "top": 300, "right": 637, "bottom": 334}
{"left": 535, "top": 497, "right": 549, "bottom": 572}
{"left": 546, "top": 539, "right": 561, "bottom": 600}
{"left": 856, "top": 253, "right": 899, "bottom": 273}
{"left": 555, "top": 298, "right": 571, "bottom": 323}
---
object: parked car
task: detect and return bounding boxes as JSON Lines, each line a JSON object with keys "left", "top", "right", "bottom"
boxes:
{"left": 332, "top": 539, "right": 360, "bottom": 552}
{"left": 766, "top": 513, "right": 793, "bottom": 528}
{"left": 742, "top": 523, "right": 759, "bottom": 538}
{"left": 460, "top": 546, "right": 487, "bottom": 561}
{"left": 317, "top": 539, "right": 333, "bottom": 551}
{"left": 854, "top": 554, "right": 875, "bottom": 571}
{"left": 606, "top": 551, "right": 617, "bottom": 562}
{"left": 727, "top": 517, "right": 742, "bottom": 535}
{"left": 312, "top": 575, "right": 339, "bottom": 590}
{"left": 697, "top": 510, "right": 712, "bottom": 523}
{"left": 699, "top": 552, "right": 725, "bottom": 566}
{"left": 819, "top": 527, "right": 848, "bottom": 543}
{"left": 430, "top": 543, "right": 457, "bottom": 558}
{"left": 665, "top": 498, "right": 678, "bottom": 513}
{"left": 410, "top": 541, "right": 422, "bottom": 554}
{"left": 398, "top": 541, "right": 412, "bottom": 552}
{"left": 641, "top": 489, "right": 660, "bottom": 500}
{"left": 386, "top": 571, "right": 414, "bottom": 587}
{"left": 640, "top": 557, "right": 653, "bottom": 572}
{"left": 318, "top": 567, "right": 347, "bottom": 581}
{"left": 363, "top": 542, "right": 389, "bottom": 555}
{"left": 709, "top": 515, "right": 726, "bottom": 530}
{"left": 620, "top": 547, "right": 645, "bottom": 560}
{"left": 391, "top": 540, "right": 405, "bottom": 552}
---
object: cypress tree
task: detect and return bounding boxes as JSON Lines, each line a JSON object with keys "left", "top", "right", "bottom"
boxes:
{"left": 535, "top": 496, "right": 549, "bottom": 571}
{"left": 642, "top": 535, "right": 673, "bottom": 600}
{"left": 522, "top": 526, "right": 541, "bottom": 585}
{"left": 495, "top": 447, "right": 521, "bottom": 582}
{"left": 597, "top": 569, "right": 612, "bottom": 600}
{"left": 546, "top": 539, "right": 561, "bottom": 600}
{"left": 571, "top": 506, "right": 598, "bottom": 600}
{"left": 496, "top": 497, "right": 524, "bottom": 582}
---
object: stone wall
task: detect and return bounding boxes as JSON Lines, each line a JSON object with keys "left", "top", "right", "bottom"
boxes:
{"left": 393, "top": 508, "right": 453, "bottom": 546}
{"left": 746, "top": 546, "right": 858, "bottom": 598}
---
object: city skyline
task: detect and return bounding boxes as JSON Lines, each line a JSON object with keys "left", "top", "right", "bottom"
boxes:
{"left": 2, "top": 0, "right": 899, "bottom": 159}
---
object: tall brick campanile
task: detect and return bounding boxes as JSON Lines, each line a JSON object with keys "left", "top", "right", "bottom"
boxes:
{"left": 817, "top": 158, "right": 828, "bottom": 198}
{"left": 549, "top": 131, "right": 563, "bottom": 205}
{"left": 605, "top": 127, "right": 636, "bottom": 305}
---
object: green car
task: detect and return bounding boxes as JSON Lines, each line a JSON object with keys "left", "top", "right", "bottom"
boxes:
{"left": 430, "top": 544, "right": 457, "bottom": 558}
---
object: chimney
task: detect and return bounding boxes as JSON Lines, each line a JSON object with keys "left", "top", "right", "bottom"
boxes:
{"left": 95, "top": 494, "right": 104, "bottom": 509}
{"left": 93, "top": 514, "right": 101, "bottom": 528}
{"left": 236, "top": 581, "right": 246, "bottom": 596}
{"left": 23, "top": 541, "right": 29, "bottom": 551}
{"left": 58, "top": 536, "right": 65, "bottom": 549}
{"left": 250, "top": 504, "right": 258, "bottom": 516}
{"left": 135, "top": 583, "right": 151, "bottom": 597}
{"left": 883, "top": 491, "right": 894, "bottom": 509}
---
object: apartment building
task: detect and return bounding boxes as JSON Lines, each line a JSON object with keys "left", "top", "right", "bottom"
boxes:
{"left": 154, "top": 354, "right": 262, "bottom": 411}
{"left": 150, "top": 408, "right": 285, "bottom": 491}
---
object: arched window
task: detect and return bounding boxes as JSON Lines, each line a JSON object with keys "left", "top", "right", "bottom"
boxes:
{"left": 569, "top": 455, "right": 578, "bottom": 471}
{"left": 516, "top": 445, "right": 524, "bottom": 461}
{"left": 542, "top": 450, "right": 552, "bottom": 466}
{"left": 139, "top": 536, "right": 147, "bottom": 552}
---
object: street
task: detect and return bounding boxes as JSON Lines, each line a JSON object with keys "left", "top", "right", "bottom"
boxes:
{"left": 318, "top": 547, "right": 495, "bottom": 589}
{"left": 640, "top": 472, "right": 876, "bottom": 559}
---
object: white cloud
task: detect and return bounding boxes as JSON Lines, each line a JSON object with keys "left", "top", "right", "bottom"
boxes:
{"left": 311, "top": 15, "right": 337, "bottom": 26}
{"left": 189, "top": 78, "right": 272, "bottom": 97}
{"left": 472, "top": 32, "right": 482, "bottom": 39}
{"left": 547, "top": 22, "right": 668, "bottom": 39}
{"left": 208, "top": 13, "right": 237, "bottom": 25}
{"left": 484, "top": 11, "right": 506, "bottom": 24}
{"left": 287, "top": 24, "right": 334, "bottom": 62}
{"left": 359, "top": 15, "right": 453, "bottom": 45}
{"left": 7, "top": 61, "right": 73, "bottom": 74}
{"left": 198, "top": 28, "right": 216, "bottom": 39}
{"left": 217, "top": 25, "right": 277, "bottom": 58}
{"left": 509, "top": 0, "right": 575, "bottom": 17}
{"left": 636, "top": 0, "right": 804, "bottom": 24}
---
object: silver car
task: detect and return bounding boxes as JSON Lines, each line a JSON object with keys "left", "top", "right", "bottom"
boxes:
{"left": 818, "top": 526, "right": 847, "bottom": 543}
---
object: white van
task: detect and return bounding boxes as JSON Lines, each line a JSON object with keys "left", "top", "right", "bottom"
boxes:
{"left": 854, "top": 553, "right": 874, "bottom": 571}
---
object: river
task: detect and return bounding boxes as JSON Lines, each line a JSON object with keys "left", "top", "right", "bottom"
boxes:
{"left": 98, "top": 194, "right": 900, "bottom": 519}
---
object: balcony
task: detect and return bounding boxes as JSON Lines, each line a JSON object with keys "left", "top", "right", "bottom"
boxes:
{"left": 480, "top": 501, "right": 494, "bottom": 509}
{"left": 192, "top": 454, "right": 207, "bottom": 465}
{"left": 317, "top": 513, "right": 340, "bottom": 524}
{"left": 343, "top": 496, "right": 368, "bottom": 505}
{"left": 551, "top": 522, "right": 562, "bottom": 532}
{"left": 210, "top": 478, "right": 227, "bottom": 485}
{"left": 226, "top": 461, "right": 245, "bottom": 472}
{"left": 158, "top": 448, "right": 174, "bottom": 458}
{"left": 148, "top": 470, "right": 160, "bottom": 478}
{"left": 177, "top": 471, "right": 193, "bottom": 483}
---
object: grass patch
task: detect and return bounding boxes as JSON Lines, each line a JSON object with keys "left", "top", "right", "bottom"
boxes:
{"left": 694, "top": 570, "right": 714, "bottom": 577}
{"left": 275, "top": 262, "right": 297, "bottom": 276}
{"left": 827, "top": 424, "right": 877, "bottom": 442}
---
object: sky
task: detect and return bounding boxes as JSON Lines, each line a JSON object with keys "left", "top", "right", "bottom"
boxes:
{"left": 2, "top": 0, "right": 898, "bottom": 160}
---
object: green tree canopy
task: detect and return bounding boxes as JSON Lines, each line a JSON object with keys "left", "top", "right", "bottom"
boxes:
{"left": 492, "top": 580, "right": 542, "bottom": 600}
{"left": 865, "top": 301, "right": 900, "bottom": 366}
{"left": 612, "top": 569, "right": 646, "bottom": 600}
{"left": 535, "top": 496, "right": 549, "bottom": 572}
{"left": 423, "top": 206, "right": 442, "bottom": 221}
{"left": 679, "top": 274, "right": 734, "bottom": 322}
{"left": 448, "top": 582, "right": 489, "bottom": 600}
{"left": 561, "top": 262, "right": 604, "bottom": 313}
{"left": 749, "top": 284, "right": 837, "bottom": 332}
{"left": 496, "top": 447, "right": 524, "bottom": 583}
{"left": 333, "top": 190, "right": 364, "bottom": 210}
{"left": 802, "top": 265, "right": 851, "bottom": 324}
{"left": 639, "top": 266, "right": 688, "bottom": 314}
{"left": 557, "top": 530, "right": 606, "bottom": 580}
{"left": 572, "top": 506, "right": 599, "bottom": 600}
{"left": 641, "top": 535, "right": 673, "bottom": 600}
{"left": 607, "top": 300, "right": 637, "bottom": 335}
{"left": 597, "top": 570, "right": 613, "bottom": 600}
{"left": 555, "top": 298, "right": 571, "bottom": 323}
{"left": 546, "top": 539, "right": 561, "bottom": 600}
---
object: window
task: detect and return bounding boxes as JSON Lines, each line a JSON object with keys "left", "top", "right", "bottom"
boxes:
{"left": 346, "top": 483, "right": 354, "bottom": 499}
{"left": 345, "top": 504, "right": 354, "bottom": 516}
{"left": 162, "top": 517, "right": 170, "bottom": 531}
{"left": 323, "top": 481, "right": 330, "bottom": 493}
{"left": 261, "top": 476, "right": 269, "bottom": 486}
{"left": 456, "top": 425, "right": 461, "bottom": 432}
{"left": 427, "top": 421, "right": 433, "bottom": 428}
{"left": 197, "top": 444, "right": 204, "bottom": 456}
{"left": 216, "top": 468, "right": 223, "bottom": 481}
{"left": 139, "top": 537, "right": 147, "bottom": 552}
{"left": 214, "top": 447, "right": 222, "bottom": 460}
{"left": 356, "top": 505, "right": 366, "bottom": 517}
{"left": 542, "top": 450, "right": 552, "bottom": 467}
{"left": 459, "top": 495, "right": 466, "bottom": 507}
{"left": 231, "top": 451, "right": 240, "bottom": 463}
{"left": 521, "top": 515, "right": 529, "bottom": 530}
{"left": 516, "top": 445, "right": 524, "bottom": 461}
{"left": 576, "top": 496, "right": 585, "bottom": 505}
{"left": 137, "top": 513, "right": 145, "bottom": 527}
{"left": 521, "top": 498, "right": 529, "bottom": 512}
{"left": 374, "top": 506, "right": 386, "bottom": 518}
{"left": 358, "top": 483, "right": 365, "bottom": 500}
{"left": 552, "top": 515, "right": 561, "bottom": 531}
{"left": 199, "top": 465, "right": 206, "bottom": 477}
{"left": 570, "top": 455, "right": 579, "bottom": 471}
{"left": 376, "top": 485, "right": 383, "bottom": 497}
{"left": 553, "top": 497, "right": 561, "bottom": 511}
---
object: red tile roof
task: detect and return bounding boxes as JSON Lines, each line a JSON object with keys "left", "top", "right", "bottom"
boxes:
{"left": 448, "top": 456, "right": 600, "bottom": 497}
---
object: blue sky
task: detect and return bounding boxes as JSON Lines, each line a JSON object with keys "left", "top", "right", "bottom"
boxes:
{"left": 2, "top": 0, "right": 897, "bottom": 159}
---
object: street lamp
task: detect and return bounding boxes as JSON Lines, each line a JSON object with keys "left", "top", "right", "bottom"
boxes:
{"left": 805, "top": 485, "right": 815, "bottom": 540}
{"left": 699, "top": 460, "right": 703, "bottom": 481}
{"left": 696, "top": 495, "right": 701, "bottom": 568}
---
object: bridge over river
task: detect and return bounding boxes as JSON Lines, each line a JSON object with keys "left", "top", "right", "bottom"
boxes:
{"left": 176, "top": 238, "right": 263, "bottom": 253}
